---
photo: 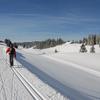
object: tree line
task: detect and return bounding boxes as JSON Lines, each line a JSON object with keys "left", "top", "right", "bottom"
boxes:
{"left": 34, "top": 38, "right": 65, "bottom": 49}
{"left": 83, "top": 34, "right": 100, "bottom": 45}
{"left": 4, "top": 34, "right": 100, "bottom": 50}
{"left": 16, "top": 38, "right": 65, "bottom": 49}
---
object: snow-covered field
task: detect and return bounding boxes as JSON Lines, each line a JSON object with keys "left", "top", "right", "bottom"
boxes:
{"left": 22, "top": 43, "right": 100, "bottom": 75}
{"left": 0, "top": 42, "right": 100, "bottom": 100}
{"left": 21, "top": 42, "right": 100, "bottom": 100}
{"left": 0, "top": 45, "right": 35, "bottom": 100}
{"left": 0, "top": 43, "right": 69, "bottom": 100}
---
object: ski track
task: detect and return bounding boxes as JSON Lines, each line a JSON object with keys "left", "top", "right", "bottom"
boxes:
{"left": 13, "top": 60, "right": 69, "bottom": 100}
{"left": 17, "top": 47, "right": 100, "bottom": 100}
{"left": 12, "top": 67, "right": 45, "bottom": 100}
{"left": 0, "top": 45, "right": 69, "bottom": 100}
{"left": 0, "top": 57, "right": 35, "bottom": 100}
{"left": 1, "top": 43, "right": 100, "bottom": 100}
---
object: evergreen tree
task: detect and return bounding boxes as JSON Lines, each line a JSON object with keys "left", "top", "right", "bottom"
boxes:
{"left": 80, "top": 43, "right": 87, "bottom": 53}
{"left": 83, "top": 38, "right": 88, "bottom": 45}
{"left": 90, "top": 45, "right": 95, "bottom": 53}
{"left": 55, "top": 49, "right": 58, "bottom": 53}
{"left": 13, "top": 43, "right": 18, "bottom": 48}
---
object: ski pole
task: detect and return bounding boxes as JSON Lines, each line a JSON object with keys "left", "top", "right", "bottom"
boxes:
{"left": 6, "top": 53, "right": 7, "bottom": 65}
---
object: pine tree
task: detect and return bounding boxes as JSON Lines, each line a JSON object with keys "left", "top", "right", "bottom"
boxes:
{"left": 55, "top": 49, "right": 58, "bottom": 53}
{"left": 90, "top": 45, "right": 95, "bottom": 53}
{"left": 80, "top": 44, "right": 87, "bottom": 53}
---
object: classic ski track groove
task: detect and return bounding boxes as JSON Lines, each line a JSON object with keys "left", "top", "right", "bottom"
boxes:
{"left": 6, "top": 62, "right": 46, "bottom": 100}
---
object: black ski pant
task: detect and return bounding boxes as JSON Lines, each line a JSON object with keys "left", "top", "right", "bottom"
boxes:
{"left": 9, "top": 54, "right": 14, "bottom": 66}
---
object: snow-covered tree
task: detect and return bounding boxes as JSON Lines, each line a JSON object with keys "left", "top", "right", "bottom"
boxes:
{"left": 90, "top": 45, "right": 95, "bottom": 53}
{"left": 80, "top": 44, "right": 87, "bottom": 53}
{"left": 55, "top": 49, "right": 58, "bottom": 53}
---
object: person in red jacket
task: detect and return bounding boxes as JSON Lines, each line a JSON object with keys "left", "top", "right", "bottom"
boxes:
{"left": 6, "top": 44, "right": 16, "bottom": 67}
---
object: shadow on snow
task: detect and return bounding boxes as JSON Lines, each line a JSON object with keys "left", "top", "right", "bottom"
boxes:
{"left": 16, "top": 52, "right": 95, "bottom": 100}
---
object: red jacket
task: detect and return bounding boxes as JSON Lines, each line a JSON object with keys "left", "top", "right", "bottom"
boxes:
{"left": 6, "top": 47, "right": 16, "bottom": 58}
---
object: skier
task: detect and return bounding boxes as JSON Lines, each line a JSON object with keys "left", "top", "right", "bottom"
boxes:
{"left": 6, "top": 44, "right": 16, "bottom": 67}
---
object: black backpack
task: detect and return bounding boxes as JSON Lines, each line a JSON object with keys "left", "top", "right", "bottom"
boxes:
{"left": 10, "top": 48, "right": 15, "bottom": 54}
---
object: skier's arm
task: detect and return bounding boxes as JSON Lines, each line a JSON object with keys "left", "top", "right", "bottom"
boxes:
{"left": 6, "top": 48, "right": 10, "bottom": 54}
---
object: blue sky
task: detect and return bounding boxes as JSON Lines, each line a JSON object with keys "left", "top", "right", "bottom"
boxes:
{"left": 0, "top": 0, "right": 100, "bottom": 42}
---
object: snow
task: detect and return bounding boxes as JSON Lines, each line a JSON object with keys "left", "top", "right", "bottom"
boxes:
{"left": 42, "top": 43, "right": 100, "bottom": 53}
{"left": 41, "top": 43, "right": 100, "bottom": 72}
{"left": 18, "top": 42, "right": 100, "bottom": 100}
{"left": 0, "top": 42, "right": 100, "bottom": 100}
{"left": 0, "top": 44, "right": 69, "bottom": 100}
{"left": 22, "top": 43, "right": 100, "bottom": 73}
{"left": 0, "top": 47, "right": 34, "bottom": 100}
